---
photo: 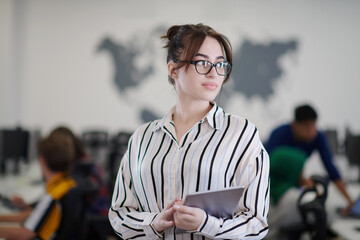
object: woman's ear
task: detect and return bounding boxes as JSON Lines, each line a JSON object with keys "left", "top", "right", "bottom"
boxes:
{"left": 168, "top": 61, "right": 177, "bottom": 80}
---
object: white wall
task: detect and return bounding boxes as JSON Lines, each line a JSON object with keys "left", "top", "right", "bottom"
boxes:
{"left": 0, "top": 0, "right": 15, "bottom": 126}
{"left": 1, "top": 0, "right": 360, "bottom": 141}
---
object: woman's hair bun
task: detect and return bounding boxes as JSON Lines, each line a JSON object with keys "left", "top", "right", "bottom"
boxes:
{"left": 163, "top": 25, "right": 181, "bottom": 41}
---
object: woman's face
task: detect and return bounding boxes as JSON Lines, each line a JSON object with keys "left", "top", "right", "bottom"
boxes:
{"left": 173, "top": 36, "right": 226, "bottom": 103}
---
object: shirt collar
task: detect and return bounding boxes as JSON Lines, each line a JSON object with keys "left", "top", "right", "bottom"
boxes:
{"left": 46, "top": 172, "right": 68, "bottom": 190}
{"left": 152, "top": 101, "right": 225, "bottom": 132}
{"left": 203, "top": 101, "right": 224, "bottom": 131}
{"left": 46, "top": 172, "right": 76, "bottom": 199}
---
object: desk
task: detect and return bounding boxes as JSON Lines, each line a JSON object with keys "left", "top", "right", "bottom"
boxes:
{"left": 331, "top": 219, "right": 360, "bottom": 240}
{"left": 327, "top": 183, "right": 360, "bottom": 240}
{"left": 0, "top": 162, "right": 44, "bottom": 214}
{"left": 0, "top": 162, "right": 44, "bottom": 240}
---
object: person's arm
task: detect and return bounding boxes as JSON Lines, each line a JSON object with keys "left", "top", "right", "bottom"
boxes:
{"left": 0, "top": 208, "right": 32, "bottom": 223}
{"left": 317, "top": 132, "right": 341, "bottom": 181}
{"left": 317, "top": 133, "right": 353, "bottom": 210}
{"left": 108, "top": 135, "right": 170, "bottom": 239}
{"left": 0, "top": 226, "right": 35, "bottom": 240}
{"left": 334, "top": 179, "right": 354, "bottom": 214}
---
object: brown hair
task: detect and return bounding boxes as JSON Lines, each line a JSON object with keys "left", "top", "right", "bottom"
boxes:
{"left": 49, "top": 126, "right": 87, "bottom": 160}
{"left": 38, "top": 134, "right": 75, "bottom": 172}
{"left": 161, "top": 23, "right": 233, "bottom": 85}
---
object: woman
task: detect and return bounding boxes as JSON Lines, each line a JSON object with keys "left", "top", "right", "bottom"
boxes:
{"left": 109, "top": 23, "right": 269, "bottom": 239}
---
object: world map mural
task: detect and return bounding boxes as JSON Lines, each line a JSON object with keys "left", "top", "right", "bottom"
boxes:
{"left": 97, "top": 26, "right": 298, "bottom": 123}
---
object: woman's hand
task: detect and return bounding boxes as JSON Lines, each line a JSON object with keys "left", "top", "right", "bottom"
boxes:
{"left": 173, "top": 200, "right": 205, "bottom": 231}
{"left": 152, "top": 198, "right": 177, "bottom": 233}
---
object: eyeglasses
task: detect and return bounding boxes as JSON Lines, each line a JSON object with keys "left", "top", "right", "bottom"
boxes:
{"left": 175, "top": 60, "right": 232, "bottom": 76}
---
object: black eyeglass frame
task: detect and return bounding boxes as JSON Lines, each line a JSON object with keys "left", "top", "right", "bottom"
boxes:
{"left": 174, "top": 60, "right": 232, "bottom": 76}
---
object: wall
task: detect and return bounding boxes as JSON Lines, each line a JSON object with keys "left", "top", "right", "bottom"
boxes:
{"left": 0, "top": 0, "right": 15, "bottom": 126}
{"left": 1, "top": 0, "right": 360, "bottom": 141}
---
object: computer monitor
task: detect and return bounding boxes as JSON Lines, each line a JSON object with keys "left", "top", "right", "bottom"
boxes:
{"left": 324, "top": 129, "right": 339, "bottom": 155}
{"left": 0, "top": 128, "right": 30, "bottom": 174}
{"left": 345, "top": 133, "right": 360, "bottom": 182}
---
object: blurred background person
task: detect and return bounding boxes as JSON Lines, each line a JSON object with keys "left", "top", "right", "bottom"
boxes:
{"left": 49, "top": 126, "right": 110, "bottom": 217}
{"left": 265, "top": 104, "right": 353, "bottom": 238}
{"left": 0, "top": 132, "right": 76, "bottom": 239}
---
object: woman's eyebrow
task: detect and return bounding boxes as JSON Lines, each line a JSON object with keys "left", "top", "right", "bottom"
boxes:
{"left": 195, "top": 53, "right": 209, "bottom": 58}
{"left": 195, "top": 53, "right": 225, "bottom": 60}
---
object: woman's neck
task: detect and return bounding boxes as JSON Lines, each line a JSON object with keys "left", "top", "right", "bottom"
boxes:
{"left": 174, "top": 99, "right": 211, "bottom": 124}
{"left": 172, "top": 99, "right": 212, "bottom": 143}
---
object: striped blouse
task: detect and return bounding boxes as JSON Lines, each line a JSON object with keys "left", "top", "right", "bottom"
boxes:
{"left": 109, "top": 102, "right": 270, "bottom": 239}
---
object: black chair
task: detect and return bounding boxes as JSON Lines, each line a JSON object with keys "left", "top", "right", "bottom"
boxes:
{"left": 71, "top": 161, "right": 116, "bottom": 240}
{"left": 107, "top": 131, "right": 132, "bottom": 191}
{"left": 82, "top": 130, "right": 109, "bottom": 173}
{"left": 55, "top": 176, "right": 98, "bottom": 240}
{"left": 281, "top": 175, "right": 329, "bottom": 240}
{"left": 82, "top": 131, "right": 133, "bottom": 240}
{"left": 0, "top": 127, "right": 30, "bottom": 174}
{"left": 85, "top": 213, "right": 116, "bottom": 240}
{"left": 344, "top": 129, "right": 360, "bottom": 182}
{"left": 82, "top": 130, "right": 109, "bottom": 153}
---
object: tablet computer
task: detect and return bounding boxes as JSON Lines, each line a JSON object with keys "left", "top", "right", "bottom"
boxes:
{"left": 175, "top": 186, "right": 245, "bottom": 233}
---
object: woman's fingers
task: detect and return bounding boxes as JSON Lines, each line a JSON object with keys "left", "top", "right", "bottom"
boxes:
{"left": 163, "top": 206, "right": 176, "bottom": 218}
{"left": 174, "top": 205, "right": 195, "bottom": 215}
{"left": 162, "top": 219, "right": 175, "bottom": 228}
{"left": 152, "top": 198, "right": 181, "bottom": 232}
{"left": 164, "top": 198, "right": 178, "bottom": 210}
{"left": 173, "top": 205, "right": 205, "bottom": 231}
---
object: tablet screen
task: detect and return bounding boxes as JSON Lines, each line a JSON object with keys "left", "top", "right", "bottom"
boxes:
{"left": 184, "top": 186, "right": 245, "bottom": 218}
{"left": 174, "top": 186, "right": 245, "bottom": 234}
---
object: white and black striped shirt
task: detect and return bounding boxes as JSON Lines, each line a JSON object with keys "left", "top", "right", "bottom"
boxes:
{"left": 109, "top": 102, "right": 270, "bottom": 239}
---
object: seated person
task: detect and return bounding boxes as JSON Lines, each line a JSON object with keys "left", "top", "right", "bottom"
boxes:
{"left": 49, "top": 126, "right": 110, "bottom": 216}
{"left": 0, "top": 132, "right": 76, "bottom": 240}
{"left": 7, "top": 126, "right": 110, "bottom": 217}
{"left": 265, "top": 104, "right": 353, "bottom": 237}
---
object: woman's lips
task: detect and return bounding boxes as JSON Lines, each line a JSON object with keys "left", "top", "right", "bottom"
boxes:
{"left": 202, "top": 82, "right": 218, "bottom": 90}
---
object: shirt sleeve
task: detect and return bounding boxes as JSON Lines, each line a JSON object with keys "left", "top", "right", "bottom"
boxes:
{"left": 196, "top": 130, "right": 270, "bottom": 239}
{"left": 264, "top": 127, "right": 283, "bottom": 155}
{"left": 317, "top": 132, "right": 341, "bottom": 181}
{"left": 108, "top": 137, "right": 162, "bottom": 240}
{"left": 23, "top": 194, "right": 59, "bottom": 240}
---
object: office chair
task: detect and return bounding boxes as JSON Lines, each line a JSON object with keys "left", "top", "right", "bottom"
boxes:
{"left": 0, "top": 128, "right": 30, "bottom": 174}
{"left": 82, "top": 130, "right": 109, "bottom": 152}
{"left": 281, "top": 175, "right": 329, "bottom": 240}
{"left": 344, "top": 130, "right": 360, "bottom": 182}
{"left": 55, "top": 176, "right": 98, "bottom": 240}
{"left": 44, "top": 161, "right": 100, "bottom": 239}
{"left": 107, "top": 131, "right": 132, "bottom": 191}
{"left": 82, "top": 130, "right": 108, "bottom": 165}
{"left": 71, "top": 161, "right": 115, "bottom": 240}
